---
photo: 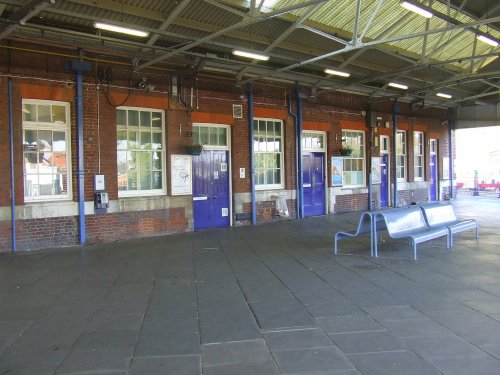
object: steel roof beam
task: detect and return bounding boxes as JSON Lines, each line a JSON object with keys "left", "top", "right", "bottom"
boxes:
{"left": 137, "top": 0, "right": 327, "bottom": 70}
{"left": 0, "top": 0, "right": 54, "bottom": 40}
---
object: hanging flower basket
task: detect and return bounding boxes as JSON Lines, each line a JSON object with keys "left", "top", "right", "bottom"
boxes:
{"left": 340, "top": 147, "right": 352, "bottom": 156}
{"left": 185, "top": 144, "right": 203, "bottom": 155}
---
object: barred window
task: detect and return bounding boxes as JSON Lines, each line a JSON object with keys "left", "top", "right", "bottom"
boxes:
{"left": 396, "top": 130, "right": 407, "bottom": 181}
{"left": 414, "top": 131, "right": 424, "bottom": 181}
{"left": 253, "top": 119, "right": 284, "bottom": 189}
{"left": 342, "top": 130, "right": 365, "bottom": 187}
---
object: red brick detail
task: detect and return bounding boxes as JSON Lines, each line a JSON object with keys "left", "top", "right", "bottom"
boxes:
{"left": 18, "top": 83, "right": 73, "bottom": 101}
{"left": 191, "top": 112, "right": 234, "bottom": 125}
{"left": 303, "top": 121, "right": 330, "bottom": 131}
{"left": 334, "top": 193, "right": 369, "bottom": 213}
{"left": 254, "top": 107, "right": 287, "bottom": 119}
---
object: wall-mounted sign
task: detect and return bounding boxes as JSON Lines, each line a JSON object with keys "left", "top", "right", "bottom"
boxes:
{"left": 443, "top": 157, "right": 450, "bottom": 180}
{"left": 371, "top": 157, "right": 381, "bottom": 184}
{"left": 171, "top": 154, "right": 192, "bottom": 195}
{"left": 331, "top": 157, "right": 343, "bottom": 186}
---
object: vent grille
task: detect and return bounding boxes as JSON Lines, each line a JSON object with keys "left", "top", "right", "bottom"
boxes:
{"left": 232, "top": 104, "right": 243, "bottom": 118}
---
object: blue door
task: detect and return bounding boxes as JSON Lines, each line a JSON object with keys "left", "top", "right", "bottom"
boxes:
{"left": 193, "top": 150, "right": 230, "bottom": 230}
{"left": 430, "top": 154, "right": 437, "bottom": 201}
{"left": 302, "top": 152, "right": 325, "bottom": 217}
{"left": 380, "top": 153, "right": 389, "bottom": 207}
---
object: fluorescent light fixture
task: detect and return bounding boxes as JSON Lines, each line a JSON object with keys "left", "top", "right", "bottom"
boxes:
{"left": 324, "top": 68, "right": 350, "bottom": 78}
{"left": 436, "top": 92, "right": 452, "bottom": 99}
{"left": 477, "top": 34, "right": 499, "bottom": 47}
{"left": 94, "top": 22, "right": 149, "bottom": 37}
{"left": 388, "top": 82, "right": 408, "bottom": 90}
{"left": 232, "top": 49, "right": 270, "bottom": 61}
{"left": 400, "top": 1, "right": 433, "bottom": 18}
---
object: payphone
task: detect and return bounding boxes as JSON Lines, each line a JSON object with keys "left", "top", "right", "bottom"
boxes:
{"left": 94, "top": 174, "right": 108, "bottom": 215}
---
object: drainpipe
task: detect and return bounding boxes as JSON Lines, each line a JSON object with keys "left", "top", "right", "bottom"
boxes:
{"left": 392, "top": 101, "right": 399, "bottom": 207}
{"left": 288, "top": 95, "right": 300, "bottom": 218}
{"left": 8, "top": 78, "right": 16, "bottom": 252}
{"left": 296, "top": 88, "right": 304, "bottom": 219}
{"left": 248, "top": 83, "right": 256, "bottom": 225}
{"left": 65, "top": 61, "right": 90, "bottom": 244}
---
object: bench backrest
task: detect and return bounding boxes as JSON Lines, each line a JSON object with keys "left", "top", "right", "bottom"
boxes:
{"left": 377, "top": 207, "right": 427, "bottom": 235}
{"left": 354, "top": 212, "right": 373, "bottom": 235}
{"left": 420, "top": 203, "right": 457, "bottom": 227}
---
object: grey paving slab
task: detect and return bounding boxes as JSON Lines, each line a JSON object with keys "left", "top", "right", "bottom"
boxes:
{"left": 430, "top": 354, "right": 500, "bottom": 375}
{"left": 203, "top": 359, "right": 279, "bottom": 375}
{"left": 264, "top": 328, "right": 333, "bottom": 351}
{"left": 250, "top": 299, "right": 315, "bottom": 330}
{"left": 128, "top": 354, "right": 201, "bottom": 375}
{"left": 0, "top": 319, "right": 33, "bottom": 355}
{"left": 346, "top": 351, "right": 441, "bottom": 375}
{"left": 55, "top": 347, "right": 133, "bottom": 374}
{"left": 272, "top": 347, "right": 356, "bottom": 374}
{"left": 316, "top": 314, "right": 384, "bottom": 334}
{"left": 202, "top": 339, "right": 272, "bottom": 365}
{"left": 304, "top": 301, "right": 362, "bottom": 318}
{"left": 330, "top": 331, "right": 404, "bottom": 354}
{"left": 400, "top": 335, "right": 488, "bottom": 360}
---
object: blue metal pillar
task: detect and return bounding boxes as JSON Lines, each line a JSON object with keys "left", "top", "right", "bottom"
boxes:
{"left": 8, "top": 79, "right": 16, "bottom": 252}
{"left": 288, "top": 95, "right": 300, "bottom": 218}
{"left": 392, "top": 101, "right": 399, "bottom": 207}
{"left": 295, "top": 88, "right": 303, "bottom": 219}
{"left": 247, "top": 83, "right": 256, "bottom": 225}
{"left": 448, "top": 118, "right": 455, "bottom": 198}
{"left": 65, "top": 61, "right": 90, "bottom": 244}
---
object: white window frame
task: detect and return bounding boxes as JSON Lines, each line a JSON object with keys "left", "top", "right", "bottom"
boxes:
{"left": 253, "top": 118, "right": 284, "bottom": 190}
{"left": 342, "top": 129, "right": 365, "bottom": 188}
{"left": 302, "top": 130, "right": 326, "bottom": 152}
{"left": 430, "top": 139, "right": 437, "bottom": 155}
{"left": 396, "top": 130, "right": 407, "bottom": 182}
{"left": 192, "top": 123, "right": 230, "bottom": 150}
{"left": 117, "top": 106, "right": 166, "bottom": 197}
{"left": 414, "top": 131, "right": 424, "bottom": 181}
{"left": 22, "top": 99, "right": 72, "bottom": 202}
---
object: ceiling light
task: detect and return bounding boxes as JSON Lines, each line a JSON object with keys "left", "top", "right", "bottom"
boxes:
{"left": 232, "top": 49, "right": 270, "bottom": 61}
{"left": 324, "top": 68, "right": 350, "bottom": 78}
{"left": 94, "top": 22, "right": 149, "bottom": 37}
{"left": 436, "top": 92, "right": 452, "bottom": 99}
{"left": 476, "top": 34, "right": 499, "bottom": 47}
{"left": 400, "top": 1, "right": 433, "bottom": 18}
{"left": 388, "top": 82, "right": 408, "bottom": 90}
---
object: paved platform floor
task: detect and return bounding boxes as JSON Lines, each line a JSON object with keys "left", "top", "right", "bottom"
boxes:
{"left": 1, "top": 196, "right": 500, "bottom": 374}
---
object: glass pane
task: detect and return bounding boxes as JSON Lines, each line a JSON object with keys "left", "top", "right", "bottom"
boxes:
{"left": 274, "top": 139, "right": 281, "bottom": 152}
{"left": 274, "top": 169, "right": 281, "bottom": 184}
{"left": 52, "top": 105, "right": 66, "bottom": 124}
{"left": 24, "top": 130, "right": 37, "bottom": 151}
{"left": 128, "top": 110, "right": 139, "bottom": 126}
{"left": 193, "top": 127, "right": 199, "bottom": 144}
{"left": 275, "top": 153, "right": 281, "bottom": 168}
{"left": 23, "top": 104, "right": 37, "bottom": 122}
{"left": 38, "top": 105, "right": 51, "bottom": 122}
{"left": 140, "top": 111, "right": 151, "bottom": 127}
{"left": 152, "top": 132, "right": 162, "bottom": 150}
{"left": 274, "top": 121, "right": 281, "bottom": 136}
{"left": 344, "top": 172, "right": 351, "bottom": 185}
{"left": 151, "top": 112, "right": 162, "bottom": 128}
{"left": 256, "top": 170, "right": 264, "bottom": 185}
{"left": 128, "top": 171, "right": 137, "bottom": 190}
{"left": 117, "top": 131, "right": 127, "bottom": 150}
{"left": 218, "top": 128, "right": 227, "bottom": 146}
{"left": 266, "top": 170, "right": 273, "bottom": 185}
{"left": 258, "top": 121, "right": 266, "bottom": 134}
{"left": 209, "top": 128, "right": 217, "bottom": 145}
{"left": 118, "top": 173, "right": 127, "bottom": 190}
{"left": 129, "top": 131, "right": 138, "bottom": 149}
{"left": 53, "top": 132, "right": 66, "bottom": 152}
{"left": 152, "top": 171, "right": 162, "bottom": 189}
{"left": 140, "top": 171, "right": 151, "bottom": 190}
{"left": 200, "top": 127, "right": 209, "bottom": 145}
{"left": 117, "top": 151, "right": 127, "bottom": 173}
{"left": 152, "top": 152, "right": 162, "bottom": 170}
{"left": 38, "top": 131, "right": 52, "bottom": 151}
{"left": 258, "top": 138, "right": 266, "bottom": 152}
{"left": 25, "top": 174, "right": 38, "bottom": 197}
{"left": 129, "top": 151, "right": 137, "bottom": 170}
{"left": 141, "top": 132, "right": 151, "bottom": 149}
{"left": 138, "top": 151, "right": 151, "bottom": 170}
{"left": 117, "top": 109, "right": 126, "bottom": 125}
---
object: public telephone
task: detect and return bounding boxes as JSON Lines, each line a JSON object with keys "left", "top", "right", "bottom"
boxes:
{"left": 94, "top": 174, "right": 108, "bottom": 215}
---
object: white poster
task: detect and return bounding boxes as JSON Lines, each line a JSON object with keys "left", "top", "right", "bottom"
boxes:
{"left": 171, "top": 155, "right": 192, "bottom": 195}
{"left": 371, "top": 157, "right": 381, "bottom": 184}
{"left": 443, "top": 157, "right": 450, "bottom": 180}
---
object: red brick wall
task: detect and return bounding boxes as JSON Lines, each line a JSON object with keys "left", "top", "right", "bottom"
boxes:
{"left": 334, "top": 193, "right": 369, "bottom": 214}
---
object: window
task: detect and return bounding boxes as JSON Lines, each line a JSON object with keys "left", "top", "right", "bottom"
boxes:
{"left": 23, "top": 100, "right": 71, "bottom": 201}
{"left": 414, "top": 131, "right": 424, "bottom": 181}
{"left": 342, "top": 130, "right": 365, "bottom": 187}
{"left": 396, "top": 130, "right": 407, "bottom": 181}
{"left": 430, "top": 139, "right": 437, "bottom": 155}
{"left": 193, "top": 124, "right": 228, "bottom": 148}
{"left": 302, "top": 131, "right": 325, "bottom": 151}
{"left": 253, "top": 119, "right": 283, "bottom": 189}
{"left": 117, "top": 107, "right": 165, "bottom": 196}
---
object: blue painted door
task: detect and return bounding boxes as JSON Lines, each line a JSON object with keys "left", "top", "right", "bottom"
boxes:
{"left": 380, "top": 153, "right": 389, "bottom": 207}
{"left": 302, "top": 152, "right": 325, "bottom": 217}
{"left": 430, "top": 154, "right": 437, "bottom": 201}
{"left": 193, "top": 150, "right": 230, "bottom": 230}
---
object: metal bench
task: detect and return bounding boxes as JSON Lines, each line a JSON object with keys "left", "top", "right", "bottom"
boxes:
{"left": 334, "top": 212, "right": 378, "bottom": 256}
{"left": 419, "top": 202, "right": 479, "bottom": 247}
{"left": 374, "top": 206, "right": 450, "bottom": 260}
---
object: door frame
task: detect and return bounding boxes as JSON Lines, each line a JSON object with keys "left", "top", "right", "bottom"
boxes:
{"left": 380, "top": 135, "right": 391, "bottom": 207}
{"left": 192, "top": 122, "right": 232, "bottom": 226}
{"left": 301, "top": 130, "right": 327, "bottom": 215}
{"left": 429, "top": 138, "right": 438, "bottom": 202}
